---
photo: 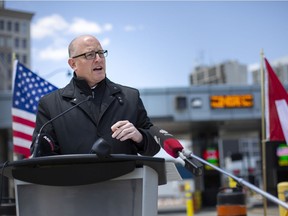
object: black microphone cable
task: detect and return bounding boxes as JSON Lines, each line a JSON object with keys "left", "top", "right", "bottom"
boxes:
{"left": 0, "top": 161, "right": 9, "bottom": 206}
{"left": 32, "top": 95, "right": 93, "bottom": 157}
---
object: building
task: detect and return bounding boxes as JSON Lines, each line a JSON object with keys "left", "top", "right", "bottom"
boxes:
{"left": 190, "top": 60, "right": 248, "bottom": 85}
{"left": 0, "top": 0, "right": 286, "bottom": 207}
{"left": 2, "top": 83, "right": 286, "bottom": 207}
{"left": 0, "top": 1, "right": 34, "bottom": 203}
{"left": 0, "top": 1, "right": 34, "bottom": 90}
{"left": 251, "top": 56, "right": 288, "bottom": 85}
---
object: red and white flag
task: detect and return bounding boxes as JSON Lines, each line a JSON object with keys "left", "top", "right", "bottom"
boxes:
{"left": 265, "top": 58, "right": 288, "bottom": 143}
{"left": 12, "top": 60, "right": 58, "bottom": 158}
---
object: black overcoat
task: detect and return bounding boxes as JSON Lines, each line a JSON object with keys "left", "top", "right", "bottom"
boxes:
{"left": 31, "top": 77, "right": 160, "bottom": 156}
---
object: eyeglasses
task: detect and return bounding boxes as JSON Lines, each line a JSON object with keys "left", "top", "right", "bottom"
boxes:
{"left": 72, "top": 50, "right": 108, "bottom": 60}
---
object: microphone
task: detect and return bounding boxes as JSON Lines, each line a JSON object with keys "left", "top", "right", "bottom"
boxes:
{"left": 149, "top": 126, "right": 183, "bottom": 158}
{"left": 36, "top": 133, "right": 57, "bottom": 156}
{"left": 149, "top": 126, "right": 203, "bottom": 176}
{"left": 32, "top": 95, "right": 93, "bottom": 157}
{"left": 90, "top": 137, "right": 111, "bottom": 158}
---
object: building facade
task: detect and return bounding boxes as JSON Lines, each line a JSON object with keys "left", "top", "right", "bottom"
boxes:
{"left": 190, "top": 60, "right": 248, "bottom": 85}
{"left": 0, "top": 2, "right": 34, "bottom": 202}
{"left": 0, "top": 2, "right": 33, "bottom": 90}
{"left": 251, "top": 56, "right": 288, "bottom": 85}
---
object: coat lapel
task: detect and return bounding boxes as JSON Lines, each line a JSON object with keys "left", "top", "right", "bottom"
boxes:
{"left": 61, "top": 79, "right": 97, "bottom": 126}
{"left": 98, "top": 83, "right": 121, "bottom": 123}
{"left": 60, "top": 78, "right": 122, "bottom": 126}
{"left": 73, "top": 96, "right": 98, "bottom": 126}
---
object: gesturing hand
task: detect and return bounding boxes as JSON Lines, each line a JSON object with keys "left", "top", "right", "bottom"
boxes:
{"left": 111, "top": 120, "right": 143, "bottom": 143}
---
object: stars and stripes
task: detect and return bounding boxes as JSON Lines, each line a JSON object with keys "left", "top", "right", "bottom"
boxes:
{"left": 12, "top": 60, "right": 58, "bottom": 157}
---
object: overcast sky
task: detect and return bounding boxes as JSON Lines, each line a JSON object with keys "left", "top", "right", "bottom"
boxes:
{"left": 6, "top": 1, "right": 288, "bottom": 89}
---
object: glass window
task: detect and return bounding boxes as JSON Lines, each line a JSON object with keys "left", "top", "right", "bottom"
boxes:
{"left": 7, "top": 53, "right": 12, "bottom": 64}
{"left": 22, "top": 38, "right": 27, "bottom": 49}
{"left": 7, "top": 21, "right": 12, "bottom": 31}
{"left": 8, "top": 69, "right": 12, "bottom": 79}
{"left": 14, "top": 22, "right": 19, "bottom": 33}
{"left": 21, "top": 22, "right": 28, "bottom": 34}
{"left": 0, "top": 52, "right": 4, "bottom": 61}
{"left": 0, "top": 20, "right": 4, "bottom": 30}
{"left": 22, "top": 54, "right": 27, "bottom": 64}
{"left": 15, "top": 53, "right": 19, "bottom": 60}
{"left": 0, "top": 38, "right": 4, "bottom": 47}
{"left": 15, "top": 38, "right": 19, "bottom": 48}
{"left": 6, "top": 38, "right": 13, "bottom": 47}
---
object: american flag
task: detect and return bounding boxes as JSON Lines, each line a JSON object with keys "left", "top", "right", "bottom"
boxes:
{"left": 12, "top": 60, "right": 58, "bottom": 158}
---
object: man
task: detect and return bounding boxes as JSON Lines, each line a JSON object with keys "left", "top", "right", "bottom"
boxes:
{"left": 31, "top": 34, "right": 160, "bottom": 156}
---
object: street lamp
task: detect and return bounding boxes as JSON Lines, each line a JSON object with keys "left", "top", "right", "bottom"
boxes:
{"left": 41, "top": 68, "right": 72, "bottom": 79}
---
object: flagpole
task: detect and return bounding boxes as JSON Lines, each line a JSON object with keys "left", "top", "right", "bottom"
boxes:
{"left": 260, "top": 49, "right": 268, "bottom": 216}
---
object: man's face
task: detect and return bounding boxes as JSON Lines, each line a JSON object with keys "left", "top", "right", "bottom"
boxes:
{"left": 68, "top": 36, "right": 106, "bottom": 87}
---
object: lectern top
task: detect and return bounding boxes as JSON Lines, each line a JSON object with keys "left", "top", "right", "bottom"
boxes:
{"left": 0, "top": 154, "right": 167, "bottom": 186}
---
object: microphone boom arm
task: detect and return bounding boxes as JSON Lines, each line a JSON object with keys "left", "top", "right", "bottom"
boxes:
{"left": 32, "top": 96, "right": 92, "bottom": 157}
{"left": 187, "top": 152, "right": 288, "bottom": 210}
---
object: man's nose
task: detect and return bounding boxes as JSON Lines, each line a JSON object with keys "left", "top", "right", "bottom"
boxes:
{"left": 94, "top": 53, "right": 101, "bottom": 61}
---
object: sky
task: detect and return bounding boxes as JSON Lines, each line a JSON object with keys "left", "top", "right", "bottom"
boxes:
{"left": 5, "top": 1, "right": 288, "bottom": 89}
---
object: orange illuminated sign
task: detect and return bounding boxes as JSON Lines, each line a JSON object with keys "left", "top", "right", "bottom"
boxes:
{"left": 210, "top": 94, "right": 253, "bottom": 109}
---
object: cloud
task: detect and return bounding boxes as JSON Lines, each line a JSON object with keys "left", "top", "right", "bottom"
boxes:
{"left": 32, "top": 14, "right": 113, "bottom": 39}
{"left": 32, "top": 14, "right": 69, "bottom": 39}
{"left": 101, "top": 38, "right": 110, "bottom": 47}
{"left": 67, "top": 18, "right": 113, "bottom": 35}
{"left": 39, "top": 46, "right": 68, "bottom": 61}
{"left": 68, "top": 18, "right": 102, "bottom": 34}
{"left": 124, "top": 24, "right": 144, "bottom": 32}
{"left": 103, "top": 23, "right": 113, "bottom": 32}
{"left": 31, "top": 14, "right": 113, "bottom": 61}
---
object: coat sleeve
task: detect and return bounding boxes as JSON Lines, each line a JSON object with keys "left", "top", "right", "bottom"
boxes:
{"left": 30, "top": 94, "right": 60, "bottom": 156}
{"left": 134, "top": 93, "right": 161, "bottom": 156}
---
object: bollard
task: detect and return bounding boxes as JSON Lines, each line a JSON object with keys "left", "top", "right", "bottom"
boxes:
{"left": 217, "top": 187, "right": 247, "bottom": 216}
{"left": 184, "top": 181, "right": 194, "bottom": 216}
{"left": 278, "top": 182, "right": 288, "bottom": 216}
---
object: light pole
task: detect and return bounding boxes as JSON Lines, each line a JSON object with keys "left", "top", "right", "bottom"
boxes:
{"left": 41, "top": 68, "right": 72, "bottom": 79}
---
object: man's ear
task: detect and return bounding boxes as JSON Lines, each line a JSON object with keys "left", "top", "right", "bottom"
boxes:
{"left": 68, "top": 58, "right": 76, "bottom": 70}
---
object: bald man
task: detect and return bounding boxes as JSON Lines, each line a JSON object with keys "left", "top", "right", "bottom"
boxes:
{"left": 31, "top": 35, "right": 160, "bottom": 156}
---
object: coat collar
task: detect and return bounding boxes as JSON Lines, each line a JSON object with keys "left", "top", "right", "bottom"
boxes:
{"left": 61, "top": 75, "right": 121, "bottom": 100}
{"left": 59, "top": 76, "right": 123, "bottom": 125}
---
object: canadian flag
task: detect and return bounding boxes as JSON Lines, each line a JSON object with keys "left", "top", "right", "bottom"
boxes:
{"left": 265, "top": 58, "right": 288, "bottom": 143}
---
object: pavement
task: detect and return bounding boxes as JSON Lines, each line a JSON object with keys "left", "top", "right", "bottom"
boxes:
{"left": 158, "top": 206, "right": 280, "bottom": 216}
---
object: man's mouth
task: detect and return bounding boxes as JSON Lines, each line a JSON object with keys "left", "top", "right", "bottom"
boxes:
{"left": 93, "top": 66, "right": 102, "bottom": 71}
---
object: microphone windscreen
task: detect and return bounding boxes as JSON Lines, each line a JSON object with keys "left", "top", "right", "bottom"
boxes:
{"left": 149, "top": 125, "right": 184, "bottom": 158}
{"left": 163, "top": 138, "right": 184, "bottom": 158}
{"left": 90, "top": 138, "right": 111, "bottom": 158}
{"left": 38, "top": 133, "right": 55, "bottom": 156}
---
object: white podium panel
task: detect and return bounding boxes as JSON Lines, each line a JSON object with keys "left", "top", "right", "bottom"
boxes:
{"left": 15, "top": 166, "right": 158, "bottom": 216}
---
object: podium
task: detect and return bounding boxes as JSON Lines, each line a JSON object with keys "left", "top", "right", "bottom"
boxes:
{"left": 0, "top": 154, "right": 167, "bottom": 216}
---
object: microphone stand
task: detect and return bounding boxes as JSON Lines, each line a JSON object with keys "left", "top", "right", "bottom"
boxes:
{"left": 32, "top": 96, "right": 92, "bottom": 157}
{"left": 185, "top": 151, "right": 288, "bottom": 210}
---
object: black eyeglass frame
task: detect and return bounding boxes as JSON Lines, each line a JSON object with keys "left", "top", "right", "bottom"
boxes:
{"left": 72, "top": 50, "right": 108, "bottom": 60}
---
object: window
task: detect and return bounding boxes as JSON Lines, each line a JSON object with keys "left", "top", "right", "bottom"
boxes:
{"left": 6, "top": 38, "right": 13, "bottom": 47}
{"left": 7, "top": 21, "right": 12, "bottom": 31}
{"left": 22, "top": 38, "right": 27, "bottom": 49}
{"left": 0, "top": 52, "right": 4, "bottom": 61}
{"left": 0, "top": 20, "right": 4, "bottom": 30}
{"left": 7, "top": 53, "right": 12, "bottom": 64}
{"left": 15, "top": 38, "right": 19, "bottom": 48}
{"left": 175, "top": 96, "right": 187, "bottom": 110}
{"left": 22, "top": 54, "right": 27, "bottom": 64}
{"left": 0, "top": 38, "right": 4, "bottom": 47}
{"left": 21, "top": 22, "right": 28, "bottom": 34}
{"left": 14, "top": 22, "right": 20, "bottom": 33}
